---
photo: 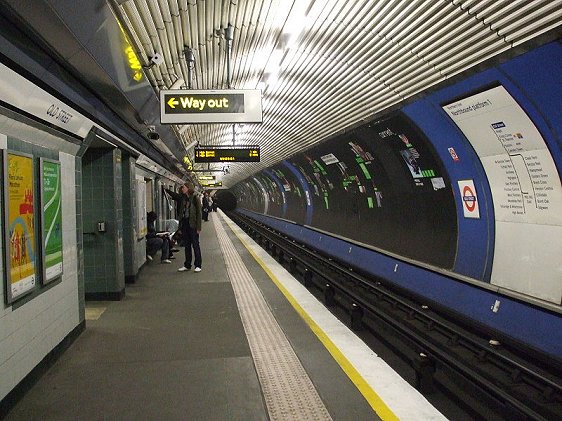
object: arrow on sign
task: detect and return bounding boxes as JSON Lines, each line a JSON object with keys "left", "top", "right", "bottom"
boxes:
{"left": 167, "top": 97, "right": 179, "bottom": 108}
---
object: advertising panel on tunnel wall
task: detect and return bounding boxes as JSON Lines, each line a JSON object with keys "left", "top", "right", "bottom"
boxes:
{"left": 136, "top": 175, "right": 147, "bottom": 239}
{"left": 255, "top": 174, "right": 283, "bottom": 218}
{"left": 40, "top": 159, "right": 63, "bottom": 284}
{"left": 271, "top": 165, "right": 307, "bottom": 224}
{"left": 443, "top": 85, "right": 562, "bottom": 303}
{"left": 3, "top": 151, "right": 36, "bottom": 303}
{"left": 252, "top": 112, "right": 459, "bottom": 269}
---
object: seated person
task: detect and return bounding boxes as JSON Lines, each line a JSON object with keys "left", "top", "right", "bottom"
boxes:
{"left": 146, "top": 211, "right": 173, "bottom": 263}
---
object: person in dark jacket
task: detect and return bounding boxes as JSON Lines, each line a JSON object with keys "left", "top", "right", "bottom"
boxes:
{"left": 165, "top": 183, "right": 203, "bottom": 272}
{"left": 212, "top": 195, "right": 218, "bottom": 212}
{"left": 202, "top": 192, "right": 210, "bottom": 221}
{"left": 146, "top": 211, "right": 172, "bottom": 264}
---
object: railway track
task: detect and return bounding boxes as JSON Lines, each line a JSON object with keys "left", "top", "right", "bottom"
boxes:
{"left": 229, "top": 211, "right": 562, "bottom": 421}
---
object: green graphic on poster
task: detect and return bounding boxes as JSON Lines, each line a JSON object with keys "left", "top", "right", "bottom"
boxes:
{"left": 5, "top": 152, "right": 36, "bottom": 301}
{"left": 42, "top": 159, "right": 63, "bottom": 282}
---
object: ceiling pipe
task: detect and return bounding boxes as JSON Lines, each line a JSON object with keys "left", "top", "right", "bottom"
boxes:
{"left": 185, "top": 139, "right": 198, "bottom": 150}
{"left": 225, "top": 24, "right": 234, "bottom": 89}
{"left": 170, "top": 77, "right": 184, "bottom": 89}
{"left": 185, "top": 47, "right": 195, "bottom": 89}
{"left": 224, "top": 24, "right": 235, "bottom": 146}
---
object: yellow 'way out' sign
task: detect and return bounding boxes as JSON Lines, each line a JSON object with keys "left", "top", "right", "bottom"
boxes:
{"left": 160, "top": 89, "right": 262, "bottom": 124}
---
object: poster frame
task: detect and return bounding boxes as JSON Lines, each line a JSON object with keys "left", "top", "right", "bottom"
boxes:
{"left": 39, "top": 157, "right": 63, "bottom": 285}
{"left": 2, "top": 149, "right": 37, "bottom": 304}
{"left": 136, "top": 175, "right": 147, "bottom": 239}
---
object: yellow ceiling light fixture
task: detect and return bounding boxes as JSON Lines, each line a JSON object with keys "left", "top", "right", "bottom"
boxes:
{"left": 183, "top": 155, "right": 193, "bottom": 170}
{"left": 124, "top": 46, "right": 143, "bottom": 82}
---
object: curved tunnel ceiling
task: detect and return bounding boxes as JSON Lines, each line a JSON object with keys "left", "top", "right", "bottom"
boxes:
{"left": 112, "top": 0, "right": 561, "bottom": 187}
{"left": 4, "top": 1, "right": 561, "bottom": 187}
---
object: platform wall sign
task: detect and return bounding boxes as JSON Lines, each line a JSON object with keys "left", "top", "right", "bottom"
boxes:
{"left": 194, "top": 147, "right": 260, "bottom": 163}
{"left": 160, "top": 89, "right": 263, "bottom": 124}
{"left": 0, "top": 63, "right": 92, "bottom": 138}
{"left": 443, "top": 85, "right": 562, "bottom": 303}
{"left": 40, "top": 159, "right": 63, "bottom": 284}
{"left": 457, "top": 179, "right": 479, "bottom": 218}
{"left": 3, "top": 151, "right": 36, "bottom": 303}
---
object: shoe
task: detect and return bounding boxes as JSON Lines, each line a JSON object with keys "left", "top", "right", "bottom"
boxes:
{"left": 146, "top": 255, "right": 153, "bottom": 261}
{"left": 171, "top": 248, "right": 180, "bottom": 253}
{"left": 169, "top": 256, "right": 176, "bottom": 260}
{"left": 194, "top": 267, "right": 201, "bottom": 273}
{"left": 178, "top": 266, "right": 190, "bottom": 272}
{"left": 161, "top": 259, "right": 172, "bottom": 264}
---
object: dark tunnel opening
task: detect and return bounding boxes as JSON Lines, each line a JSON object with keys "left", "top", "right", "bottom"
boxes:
{"left": 216, "top": 190, "right": 237, "bottom": 211}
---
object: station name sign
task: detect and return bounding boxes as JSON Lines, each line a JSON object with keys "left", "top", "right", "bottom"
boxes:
{"left": 160, "top": 89, "right": 262, "bottom": 124}
{"left": 194, "top": 146, "right": 260, "bottom": 163}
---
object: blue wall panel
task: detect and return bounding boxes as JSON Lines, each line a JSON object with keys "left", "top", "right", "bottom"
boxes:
{"left": 403, "top": 99, "right": 494, "bottom": 280}
{"left": 283, "top": 160, "right": 313, "bottom": 225}
{"left": 499, "top": 42, "right": 562, "bottom": 178}
{"left": 263, "top": 169, "right": 288, "bottom": 218}
{"left": 239, "top": 209, "right": 562, "bottom": 360}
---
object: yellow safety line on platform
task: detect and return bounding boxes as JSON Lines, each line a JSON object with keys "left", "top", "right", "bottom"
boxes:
{"left": 222, "top": 214, "right": 399, "bottom": 421}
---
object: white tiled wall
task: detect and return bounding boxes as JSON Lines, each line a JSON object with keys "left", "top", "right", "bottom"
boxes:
{"left": 0, "top": 149, "right": 80, "bottom": 401}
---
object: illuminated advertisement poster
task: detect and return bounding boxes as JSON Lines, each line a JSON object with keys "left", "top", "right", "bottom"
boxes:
{"left": 3, "top": 151, "right": 36, "bottom": 302}
{"left": 283, "top": 113, "right": 457, "bottom": 269}
{"left": 136, "top": 175, "right": 147, "bottom": 239}
{"left": 41, "top": 159, "right": 63, "bottom": 283}
{"left": 443, "top": 85, "right": 562, "bottom": 302}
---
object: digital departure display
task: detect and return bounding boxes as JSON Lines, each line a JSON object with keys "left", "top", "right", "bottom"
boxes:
{"left": 194, "top": 147, "right": 260, "bottom": 163}
{"left": 200, "top": 181, "right": 223, "bottom": 187}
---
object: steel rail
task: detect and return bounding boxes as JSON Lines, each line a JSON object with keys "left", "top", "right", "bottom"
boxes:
{"left": 230, "top": 211, "right": 562, "bottom": 421}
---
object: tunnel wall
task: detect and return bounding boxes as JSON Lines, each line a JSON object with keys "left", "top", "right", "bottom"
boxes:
{"left": 233, "top": 41, "right": 562, "bottom": 359}
{"left": 238, "top": 207, "right": 562, "bottom": 360}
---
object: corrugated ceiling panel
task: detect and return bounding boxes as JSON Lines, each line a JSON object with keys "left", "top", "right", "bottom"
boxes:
{"left": 113, "top": 0, "right": 562, "bottom": 186}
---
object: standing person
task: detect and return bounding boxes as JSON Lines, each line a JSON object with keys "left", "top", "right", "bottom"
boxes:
{"left": 165, "top": 183, "right": 203, "bottom": 272}
{"left": 202, "top": 192, "right": 210, "bottom": 222}
{"left": 212, "top": 195, "right": 218, "bottom": 212}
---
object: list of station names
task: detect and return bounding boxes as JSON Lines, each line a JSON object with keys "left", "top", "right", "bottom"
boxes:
{"left": 490, "top": 122, "right": 556, "bottom": 218}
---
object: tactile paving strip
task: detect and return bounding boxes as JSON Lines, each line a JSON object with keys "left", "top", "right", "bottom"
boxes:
{"left": 214, "top": 214, "right": 332, "bottom": 421}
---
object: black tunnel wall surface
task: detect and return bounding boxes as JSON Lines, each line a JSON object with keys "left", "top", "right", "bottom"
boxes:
{"left": 235, "top": 112, "right": 458, "bottom": 269}
{"left": 215, "top": 190, "right": 236, "bottom": 211}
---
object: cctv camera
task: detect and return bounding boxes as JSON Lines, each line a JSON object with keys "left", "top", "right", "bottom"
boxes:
{"left": 147, "top": 131, "right": 160, "bottom": 141}
{"left": 146, "top": 126, "right": 159, "bottom": 140}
